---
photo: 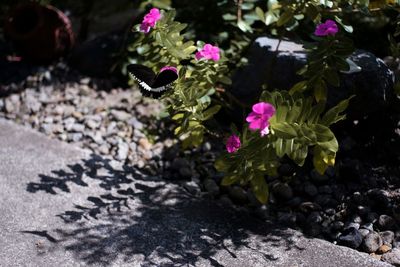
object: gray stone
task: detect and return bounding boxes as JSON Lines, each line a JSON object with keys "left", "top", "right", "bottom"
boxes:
{"left": 171, "top": 158, "right": 190, "bottom": 171}
{"left": 70, "top": 123, "right": 85, "bottom": 132}
{"left": 307, "top": 212, "right": 323, "bottom": 224}
{"left": 278, "top": 212, "right": 297, "bottom": 227}
{"left": 394, "top": 236, "right": 400, "bottom": 248}
{"left": 5, "top": 94, "right": 20, "bottom": 113}
{"left": 202, "top": 142, "right": 212, "bottom": 152}
{"left": 98, "top": 144, "right": 110, "bottom": 155}
{"left": 338, "top": 227, "right": 363, "bottom": 249}
{"left": 183, "top": 181, "right": 201, "bottom": 195}
{"left": 318, "top": 185, "right": 332, "bottom": 195}
{"left": 277, "top": 163, "right": 295, "bottom": 176}
{"left": 229, "top": 186, "right": 248, "bottom": 204}
{"left": 351, "top": 215, "right": 363, "bottom": 224}
{"left": 203, "top": 179, "right": 220, "bottom": 197}
{"left": 179, "top": 167, "right": 192, "bottom": 179}
{"left": 366, "top": 212, "right": 379, "bottom": 223}
{"left": 359, "top": 229, "right": 371, "bottom": 238}
{"left": 344, "top": 222, "right": 360, "bottom": 231}
{"left": 85, "top": 119, "right": 100, "bottom": 129}
{"left": 272, "top": 182, "right": 293, "bottom": 200}
{"left": 286, "top": 196, "right": 302, "bottom": 207}
{"left": 218, "top": 194, "right": 234, "bottom": 208}
{"left": 299, "top": 202, "right": 321, "bottom": 213}
{"left": 128, "top": 117, "right": 143, "bottom": 130}
{"left": 352, "top": 192, "right": 363, "bottom": 204}
{"left": 67, "top": 133, "right": 83, "bottom": 142}
{"left": 116, "top": 141, "right": 129, "bottom": 161}
{"left": 381, "top": 231, "right": 395, "bottom": 246}
{"left": 87, "top": 131, "right": 104, "bottom": 145}
{"left": 310, "top": 170, "right": 330, "bottom": 184}
{"left": 25, "top": 94, "right": 41, "bottom": 113}
{"left": 111, "top": 110, "right": 131, "bottom": 121}
{"left": 40, "top": 123, "right": 53, "bottom": 135}
{"left": 382, "top": 248, "right": 400, "bottom": 266}
{"left": 379, "top": 215, "right": 396, "bottom": 230}
{"left": 331, "top": 221, "right": 344, "bottom": 231}
{"left": 364, "top": 231, "right": 383, "bottom": 253}
{"left": 106, "top": 121, "right": 117, "bottom": 135}
{"left": 357, "top": 205, "right": 370, "bottom": 216}
{"left": 304, "top": 182, "right": 318, "bottom": 197}
{"left": 361, "top": 223, "right": 374, "bottom": 231}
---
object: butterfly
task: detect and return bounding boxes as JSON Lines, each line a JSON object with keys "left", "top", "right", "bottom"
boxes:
{"left": 127, "top": 64, "right": 178, "bottom": 98}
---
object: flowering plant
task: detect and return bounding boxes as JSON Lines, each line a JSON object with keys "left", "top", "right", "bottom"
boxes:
{"left": 126, "top": 0, "right": 398, "bottom": 204}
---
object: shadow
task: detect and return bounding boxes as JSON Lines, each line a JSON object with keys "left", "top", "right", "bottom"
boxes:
{"left": 25, "top": 153, "right": 302, "bottom": 266}
{"left": 20, "top": 230, "right": 59, "bottom": 243}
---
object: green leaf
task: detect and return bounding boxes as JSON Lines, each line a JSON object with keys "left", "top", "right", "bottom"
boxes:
{"left": 310, "top": 124, "right": 335, "bottom": 143}
{"left": 221, "top": 174, "right": 239, "bottom": 186}
{"left": 237, "top": 19, "right": 253, "bottom": 33}
{"left": 223, "top": 13, "right": 237, "bottom": 21}
{"left": 172, "top": 113, "right": 184, "bottom": 121}
{"left": 289, "top": 80, "right": 307, "bottom": 94}
{"left": 251, "top": 173, "right": 269, "bottom": 204}
{"left": 215, "top": 155, "right": 230, "bottom": 172}
{"left": 255, "top": 7, "right": 266, "bottom": 22}
{"left": 313, "top": 80, "right": 327, "bottom": 102}
{"left": 321, "top": 96, "right": 353, "bottom": 125}
{"left": 277, "top": 9, "right": 293, "bottom": 26}
{"left": 271, "top": 122, "right": 298, "bottom": 139}
{"left": 202, "top": 105, "right": 221, "bottom": 120}
{"left": 324, "top": 68, "right": 340, "bottom": 87}
{"left": 218, "top": 76, "right": 232, "bottom": 85}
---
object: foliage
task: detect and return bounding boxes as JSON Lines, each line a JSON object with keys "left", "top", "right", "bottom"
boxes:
{"left": 127, "top": 10, "right": 230, "bottom": 148}
{"left": 126, "top": 0, "right": 400, "bottom": 204}
{"left": 215, "top": 92, "right": 351, "bottom": 203}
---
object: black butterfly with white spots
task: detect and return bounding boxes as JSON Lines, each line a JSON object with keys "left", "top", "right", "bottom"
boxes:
{"left": 127, "top": 64, "right": 178, "bottom": 98}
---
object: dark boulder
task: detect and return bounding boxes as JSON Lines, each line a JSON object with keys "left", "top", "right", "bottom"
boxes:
{"left": 230, "top": 37, "right": 395, "bottom": 120}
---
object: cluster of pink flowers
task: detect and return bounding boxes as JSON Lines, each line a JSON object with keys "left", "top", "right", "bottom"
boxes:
{"left": 140, "top": 8, "right": 161, "bottom": 33}
{"left": 139, "top": 9, "right": 221, "bottom": 61}
{"left": 315, "top": 19, "right": 338, "bottom": 37}
{"left": 226, "top": 102, "right": 276, "bottom": 153}
{"left": 246, "top": 102, "right": 276, "bottom": 137}
{"left": 226, "top": 134, "right": 241, "bottom": 153}
{"left": 195, "top": 44, "right": 220, "bottom": 61}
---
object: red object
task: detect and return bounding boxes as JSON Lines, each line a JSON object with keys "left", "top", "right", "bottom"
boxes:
{"left": 4, "top": 2, "right": 74, "bottom": 64}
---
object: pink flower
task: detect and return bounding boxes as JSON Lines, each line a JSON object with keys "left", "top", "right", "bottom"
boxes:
{"left": 314, "top": 20, "right": 338, "bottom": 37}
{"left": 226, "top": 134, "right": 241, "bottom": 153}
{"left": 140, "top": 8, "right": 161, "bottom": 33}
{"left": 160, "top": 66, "right": 177, "bottom": 73}
{"left": 246, "top": 102, "right": 275, "bottom": 136}
{"left": 195, "top": 44, "right": 220, "bottom": 61}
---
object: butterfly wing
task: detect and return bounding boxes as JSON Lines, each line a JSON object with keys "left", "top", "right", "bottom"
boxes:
{"left": 152, "top": 69, "right": 179, "bottom": 88}
{"left": 127, "top": 64, "right": 156, "bottom": 84}
{"left": 127, "top": 64, "right": 178, "bottom": 99}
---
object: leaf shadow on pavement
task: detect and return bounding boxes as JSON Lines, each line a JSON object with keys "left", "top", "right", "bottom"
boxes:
{"left": 25, "top": 153, "right": 303, "bottom": 267}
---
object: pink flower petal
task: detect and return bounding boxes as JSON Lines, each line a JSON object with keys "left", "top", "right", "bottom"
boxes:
{"left": 260, "top": 126, "right": 270, "bottom": 136}
{"left": 252, "top": 102, "right": 275, "bottom": 116}
{"left": 315, "top": 20, "right": 338, "bottom": 36}
{"left": 249, "top": 120, "right": 262, "bottom": 130}
{"left": 226, "top": 134, "right": 241, "bottom": 153}
{"left": 245, "top": 112, "right": 259, "bottom": 122}
{"left": 140, "top": 8, "right": 161, "bottom": 33}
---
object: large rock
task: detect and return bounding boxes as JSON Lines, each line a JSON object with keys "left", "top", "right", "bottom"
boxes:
{"left": 230, "top": 37, "right": 395, "bottom": 119}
